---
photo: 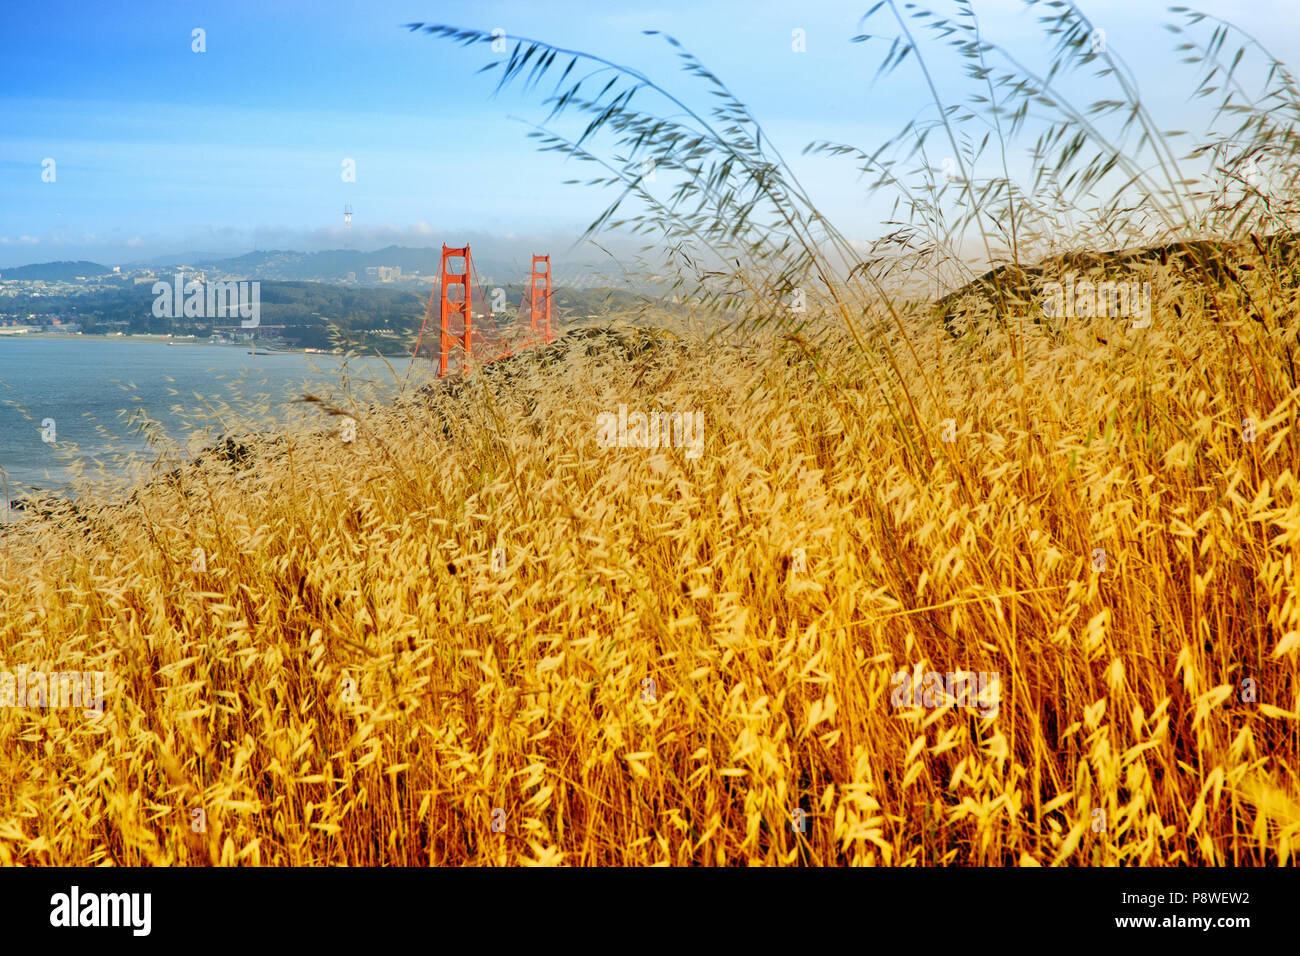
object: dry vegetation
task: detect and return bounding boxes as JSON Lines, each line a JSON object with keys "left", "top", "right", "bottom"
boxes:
{"left": 1, "top": 284, "right": 1298, "bottom": 865}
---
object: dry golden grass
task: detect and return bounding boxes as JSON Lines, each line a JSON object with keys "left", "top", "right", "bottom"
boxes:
{"left": 1, "top": 274, "right": 1299, "bottom": 865}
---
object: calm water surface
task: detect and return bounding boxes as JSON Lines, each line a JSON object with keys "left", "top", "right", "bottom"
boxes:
{"left": 0, "top": 337, "right": 411, "bottom": 513}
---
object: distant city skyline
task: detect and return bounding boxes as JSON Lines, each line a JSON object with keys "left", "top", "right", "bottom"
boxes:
{"left": 3, "top": 0, "right": 1297, "bottom": 269}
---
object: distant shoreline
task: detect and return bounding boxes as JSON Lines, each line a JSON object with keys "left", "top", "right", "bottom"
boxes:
{"left": 0, "top": 332, "right": 308, "bottom": 349}
{"left": 0, "top": 333, "right": 413, "bottom": 357}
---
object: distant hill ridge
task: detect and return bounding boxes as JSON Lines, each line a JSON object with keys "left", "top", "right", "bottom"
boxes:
{"left": 194, "top": 247, "right": 597, "bottom": 284}
{"left": 1, "top": 260, "right": 112, "bottom": 280}
{"left": 3, "top": 246, "right": 624, "bottom": 286}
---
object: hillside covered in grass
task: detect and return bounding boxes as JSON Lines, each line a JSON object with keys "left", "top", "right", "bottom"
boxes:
{"left": 1, "top": 301, "right": 1297, "bottom": 864}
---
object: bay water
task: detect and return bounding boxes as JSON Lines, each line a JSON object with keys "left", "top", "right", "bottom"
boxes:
{"left": 0, "top": 337, "right": 411, "bottom": 518}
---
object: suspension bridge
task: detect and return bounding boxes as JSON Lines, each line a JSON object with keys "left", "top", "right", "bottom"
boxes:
{"left": 411, "top": 244, "right": 554, "bottom": 377}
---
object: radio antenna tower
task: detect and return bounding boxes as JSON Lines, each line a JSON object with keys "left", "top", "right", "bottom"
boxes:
{"left": 344, "top": 204, "right": 353, "bottom": 229}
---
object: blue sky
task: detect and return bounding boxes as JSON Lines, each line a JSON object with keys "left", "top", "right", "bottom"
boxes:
{"left": 2, "top": 0, "right": 1297, "bottom": 269}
